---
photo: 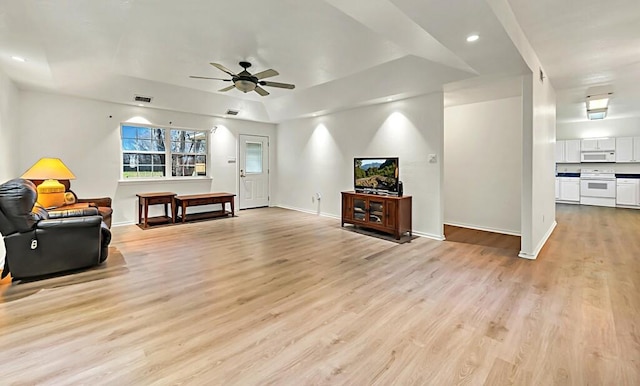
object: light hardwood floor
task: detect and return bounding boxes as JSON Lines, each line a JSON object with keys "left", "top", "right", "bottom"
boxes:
{"left": 0, "top": 204, "right": 638, "bottom": 385}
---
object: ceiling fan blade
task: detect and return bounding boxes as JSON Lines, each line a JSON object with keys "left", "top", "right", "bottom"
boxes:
{"left": 219, "top": 85, "right": 236, "bottom": 92}
{"left": 254, "top": 86, "right": 270, "bottom": 96}
{"left": 210, "top": 62, "right": 237, "bottom": 76}
{"left": 190, "top": 76, "right": 231, "bottom": 81}
{"left": 260, "top": 81, "right": 295, "bottom": 89}
{"left": 253, "top": 69, "right": 279, "bottom": 80}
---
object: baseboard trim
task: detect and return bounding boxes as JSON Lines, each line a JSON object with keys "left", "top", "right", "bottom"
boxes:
{"left": 276, "top": 205, "right": 444, "bottom": 240}
{"left": 444, "top": 221, "right": 521, "bottom": 237}
{"left": 412, "top": 231, "right": 445, "bottom": 241}
{"left": 518, "top": 220, "right": 557, "bottom": 260}
{"left": 274, "top": 204, "right": 340, "bottom": 220}
{"left": 112, "top": 221, "right": 135, "bottom": 228}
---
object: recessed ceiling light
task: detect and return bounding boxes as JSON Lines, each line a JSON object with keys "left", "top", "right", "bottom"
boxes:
{"left": 312, "top": 113, "right": 317, "bottom": 117}
{"left": 466, "top": 34, "right": 479, "bottom": 42}
{"left": 11, "top": 56, "right": 26, "bottom": 62}
{"left": 387, "top": 97, "right": 393, "bottom": 102}
{"left": 137, "top": 104, "right": 144, "bottom": 107}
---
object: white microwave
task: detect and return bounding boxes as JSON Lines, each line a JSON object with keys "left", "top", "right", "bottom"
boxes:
{"left": 581, "top": 151, "right": 615, "bottom": 163}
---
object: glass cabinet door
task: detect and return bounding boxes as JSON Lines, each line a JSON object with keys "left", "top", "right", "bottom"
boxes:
{"left": 353, "top": 198, "right": 366, "bottom": 221}
{"left": 368, "top": 200, "right": 384, "bottom": 223}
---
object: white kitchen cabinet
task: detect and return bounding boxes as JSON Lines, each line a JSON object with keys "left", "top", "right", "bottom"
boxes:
{"left": 559, "top": 177, "right": 580, "bottom": 202}
{"left": 565, "top": 139, "right": 581, "bottom": 162}
{"left": 556, "top": 139, "right": 581, "bottom": 163}
{"left": 581, "top": 139, "right": 599, "bottom": 151}
{"left": 616, "top": 179, "right": 640, "bottom": 206}
{"left": 556, "top": 177, "right": 580, "bottom": 202}
{"left": 615, "top": 137, "right": 640, "bottom": 163}
{"left": 581, "top": 138, "right": 615, "bottom": 151}
{"left": 555, "top": 141, "right": 565, "bottom": 163}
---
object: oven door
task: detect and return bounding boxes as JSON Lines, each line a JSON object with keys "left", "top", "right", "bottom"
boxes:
{"left": 580, "top": 179, "right": 616, "bottom": 198}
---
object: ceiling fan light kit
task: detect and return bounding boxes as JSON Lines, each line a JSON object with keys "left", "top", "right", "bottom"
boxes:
{"left": 190, "top": 61, "right": 295, "bottom": 96}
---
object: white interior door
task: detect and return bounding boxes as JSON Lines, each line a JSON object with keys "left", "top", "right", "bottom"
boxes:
{"left": 239, "top": 134, "right": 269, "bottom": 209}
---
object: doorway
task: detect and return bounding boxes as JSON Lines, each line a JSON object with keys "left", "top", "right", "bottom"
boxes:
{"left": 239, "top": 134, "right": 270, "bottom": 209}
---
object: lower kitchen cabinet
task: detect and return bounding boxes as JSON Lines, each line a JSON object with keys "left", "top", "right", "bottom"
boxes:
{"left": 616, "top": 179, "right": 640, "bottom": 206}
{"left": 556, "top": 177, "right": 580, "bottom": 203}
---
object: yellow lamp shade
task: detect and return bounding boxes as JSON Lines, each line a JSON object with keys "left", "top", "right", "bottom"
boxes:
{"left": 21, "top": 158, "right": 76, "bottom": 208}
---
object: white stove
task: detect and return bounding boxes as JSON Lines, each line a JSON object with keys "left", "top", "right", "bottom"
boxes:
{"left": 580, "top": 169, "right": 616, "bottom": 207}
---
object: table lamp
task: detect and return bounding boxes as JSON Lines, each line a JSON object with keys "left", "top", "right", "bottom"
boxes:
{"left": 21, "top": 158, "right": 76, "bottom": 208}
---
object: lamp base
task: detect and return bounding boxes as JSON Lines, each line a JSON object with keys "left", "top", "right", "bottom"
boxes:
{"left": 36, "top": 179, "right": 65, "bottom": 208}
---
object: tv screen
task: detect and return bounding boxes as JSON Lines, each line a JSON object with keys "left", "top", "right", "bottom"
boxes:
{"left": 354, "top": 157, "right": 399, "bottom": 194}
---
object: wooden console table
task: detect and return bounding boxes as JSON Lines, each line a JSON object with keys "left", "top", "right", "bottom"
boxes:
{"left": 137, "top": 192, "right": 177, "bottom": 228}
{"left": 175, "top": 193, "right": 235, "bottom": 223}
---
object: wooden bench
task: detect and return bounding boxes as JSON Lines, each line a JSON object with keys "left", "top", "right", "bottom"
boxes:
{"left": 175, "top": 193, "right": 235, "bottom": 223}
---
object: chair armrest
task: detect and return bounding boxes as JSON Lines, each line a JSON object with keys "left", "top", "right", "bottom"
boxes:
{"left": 77, "top": 197, "right": 112, "bottom": 208}
{"left": 48, "top": 207, "right": 100, "bottom": 219}
{"left": 37, "top": 215, "right": 102, "bottom": 229}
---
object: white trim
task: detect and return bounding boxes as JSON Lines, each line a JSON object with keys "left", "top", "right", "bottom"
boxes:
{"left": 412, "top": 230, "right": 445, "bottom": 241}
{"left": 111, "top": 221, "right": 135, "bottom": 227}
{"left": 274, "top": 204, "right": 340, "bottom": 220}
{"left": 518, "top": 220, "right": 557, "bottom": 260}
{"left": 275, "top": 205, "right": 444, "bottom": 240}
{"left": 444, "top": 221, "right": 521, "bottom": 237}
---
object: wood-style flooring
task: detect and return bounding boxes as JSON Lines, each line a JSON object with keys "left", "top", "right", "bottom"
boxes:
{"left": 0, "top": 204, "right": 638, "bottom": 385}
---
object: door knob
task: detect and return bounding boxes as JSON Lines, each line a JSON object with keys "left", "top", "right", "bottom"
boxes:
{"left": 240, "top": 169, "right": 246, "bottom": 178}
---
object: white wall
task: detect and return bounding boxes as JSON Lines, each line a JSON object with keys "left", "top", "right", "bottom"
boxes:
{"left": 444, "top": 96, "right": 522, "bottom": 235}
{"left": 0, "top": 69, "right": 20, "bottom": 269}
{"left": 487, "top": 0, "right": 557, "bottom": 259}
{"left": 557, "top": 117, "right": 640, "bottom": 140}
{"left": 17, "top": 91, "right": 277, "bottom": 225}
{"left": 521, "top": 72, "right": 557, "bottom": 259}
{"left": 0, "top": 69, "right": 18, "bottom": 182}
{"left": 276, "top": 93, "right": 445, "bottom": 239}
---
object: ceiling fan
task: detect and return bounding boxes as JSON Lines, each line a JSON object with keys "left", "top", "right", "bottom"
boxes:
{"left": 190, "top": 61, "right": 295, "bottom": 96}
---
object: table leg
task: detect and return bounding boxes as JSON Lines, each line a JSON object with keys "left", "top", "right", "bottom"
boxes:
{"left": 231, "top": 198, "right": 235, "bottom": 217}
{"left": 138, "top": 198, "right": 142, "bottom": 225}
{"left": 182, "top": 202, "right": 187, "bottom": 223}
{"left": 171, "top": 198, "right": 176, "bottom": 223}
{"left": 143, "top": 200, "right": 149, "bottom": 228}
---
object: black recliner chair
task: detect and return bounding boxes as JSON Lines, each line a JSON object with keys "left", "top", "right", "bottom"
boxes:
{"left": 0, "top": 179, "right": 110, "bottom": 281}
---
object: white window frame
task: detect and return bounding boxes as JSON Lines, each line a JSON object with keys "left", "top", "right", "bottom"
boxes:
{"left": 120, "top": 123, "right": 210, "bottom": 180}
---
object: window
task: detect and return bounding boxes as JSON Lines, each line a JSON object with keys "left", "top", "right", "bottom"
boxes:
{"left": 245, "top": 142, "right": 263, "bottom": 173}
{"left": 121, "top": 124, "right": 208, "bottom": 179}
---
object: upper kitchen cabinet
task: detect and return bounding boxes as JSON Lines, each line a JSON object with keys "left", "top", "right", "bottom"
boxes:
{"left": 582, "top": 138, "right": 615, "bottom": 151}
{"left": 615, "top": 137, "right": 640, "bottom": 163}
{"left": 565, "top": 139, "right": 581, "bottom": 162}
{"left": 556, "top": 139, "right": 581, "bottom": 163}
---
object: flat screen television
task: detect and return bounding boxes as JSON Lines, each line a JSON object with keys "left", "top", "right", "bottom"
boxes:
{"left": 354, "top": 157, "right": 399, "bottom": 195}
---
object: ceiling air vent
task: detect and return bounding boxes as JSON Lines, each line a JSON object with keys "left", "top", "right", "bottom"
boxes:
{"left": 226, "top": 109, "right": 239, "bottom": 116}
{"left": 134, "top": 95, "right": 153, "bottom": 103}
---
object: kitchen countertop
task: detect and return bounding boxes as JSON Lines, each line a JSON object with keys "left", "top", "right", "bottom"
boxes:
{"left": 615, "top": 174, "right": 640, "bottom": 179}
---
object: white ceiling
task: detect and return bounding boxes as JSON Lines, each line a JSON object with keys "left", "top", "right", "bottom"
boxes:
{"left": 0, "top": 0, "right": 541, "bottom": 122}
{"left": 507, "top": 0, "right": 640, "bottom": 123}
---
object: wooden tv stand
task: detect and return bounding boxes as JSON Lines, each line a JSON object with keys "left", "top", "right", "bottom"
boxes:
{"left": 341, "top": 191, "right": 412, "bottom": 240}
